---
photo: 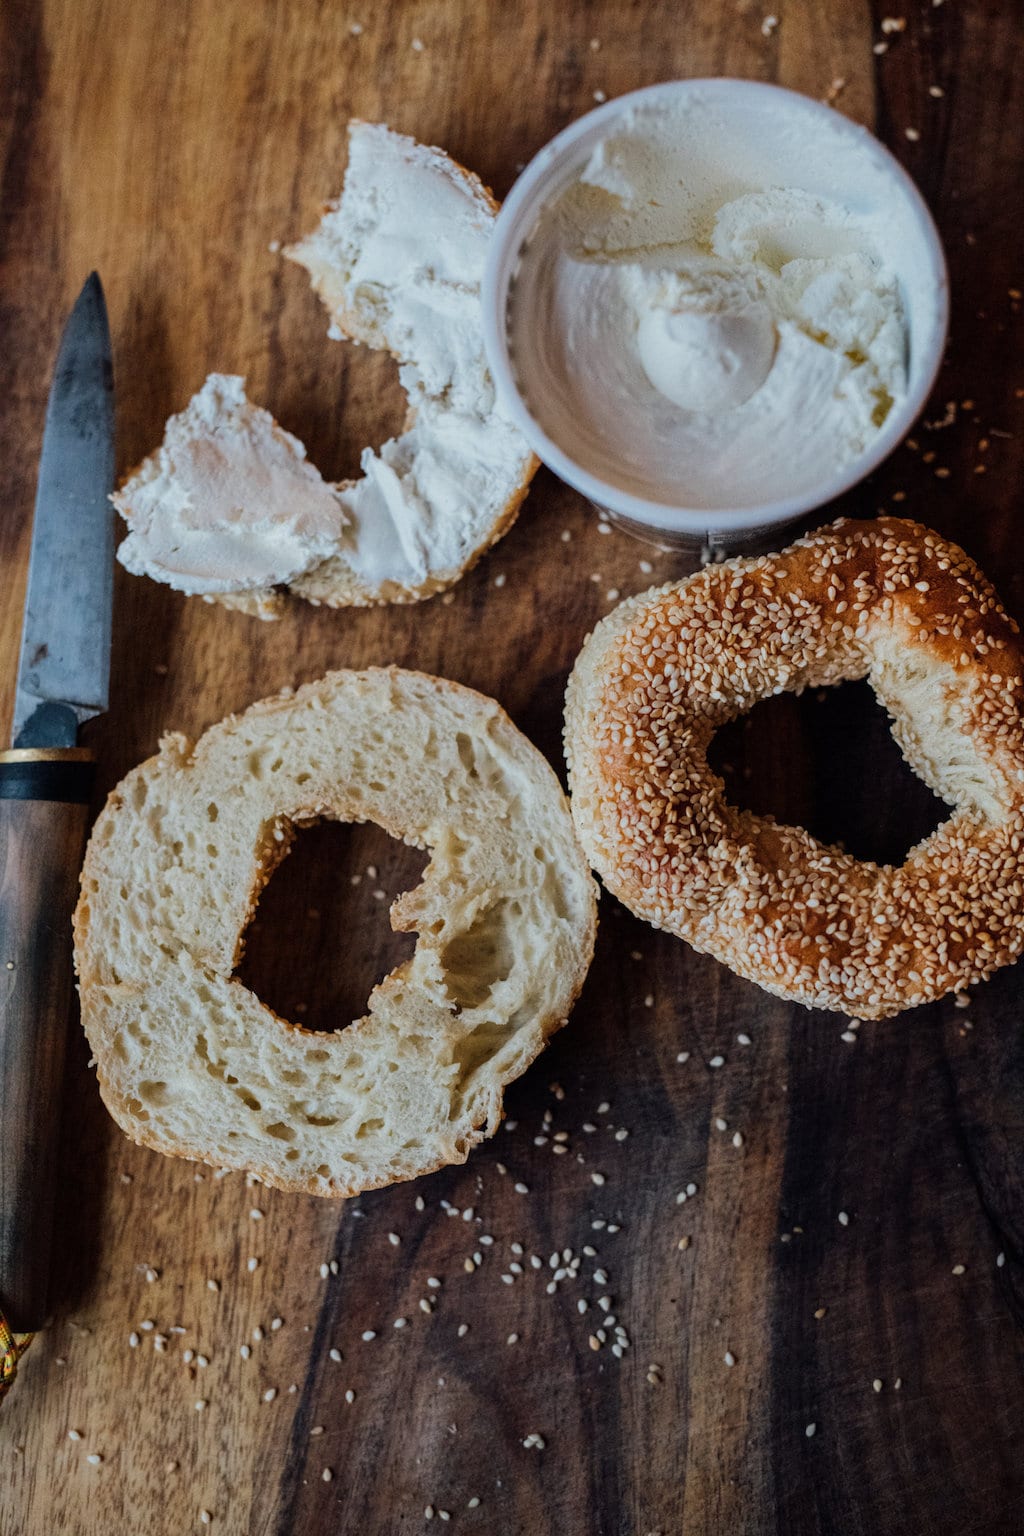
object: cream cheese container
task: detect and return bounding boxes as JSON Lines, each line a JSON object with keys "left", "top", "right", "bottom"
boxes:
{"left": 482, "top": 79, "right": 949, "bottom": 552}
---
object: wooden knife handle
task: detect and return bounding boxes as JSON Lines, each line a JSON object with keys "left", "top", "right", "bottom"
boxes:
{"left": 0, "top": 748, "right": 94, "bottom": 1333}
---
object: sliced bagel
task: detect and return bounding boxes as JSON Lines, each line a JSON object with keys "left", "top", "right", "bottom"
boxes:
{"left": 75, "top": 669, "right": 597, "bottom": 1195}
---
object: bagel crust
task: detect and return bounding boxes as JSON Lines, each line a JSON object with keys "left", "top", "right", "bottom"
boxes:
{"left": 565, "top": 517, "right": 1024, "bottom": 1021}
{"left": 75, "top": 670, "right": 597, "bottom": 1195}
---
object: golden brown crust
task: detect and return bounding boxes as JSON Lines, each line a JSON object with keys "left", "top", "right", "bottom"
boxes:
{"left": 565, "top": 517, "right": 1024, "bottom": 1020}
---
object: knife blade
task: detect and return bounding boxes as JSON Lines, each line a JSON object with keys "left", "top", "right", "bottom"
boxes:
{"left": 0, "top": 273, "right": 115, "bottom": 1361}
{"left": 12, "top": 272, "right": 114, "bottom": 750}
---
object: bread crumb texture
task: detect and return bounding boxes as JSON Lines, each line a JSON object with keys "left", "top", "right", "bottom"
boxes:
{"left": 565, "top": 516, "right": 1024, "bottom": 1020}
{"left": 75, "top": 669, "right": 597, "bottom": 1195}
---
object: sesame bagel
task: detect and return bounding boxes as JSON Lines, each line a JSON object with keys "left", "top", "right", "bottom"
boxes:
{"left": 564, "top": 518, "right": 1024, "bottom": 1020}
{"left": 75, "top": 669, "right": 597, "bottom": 1195}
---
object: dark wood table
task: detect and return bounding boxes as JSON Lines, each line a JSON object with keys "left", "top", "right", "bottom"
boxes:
{"left": 2, "top": 1, "right": 1023, "bottom": 1531}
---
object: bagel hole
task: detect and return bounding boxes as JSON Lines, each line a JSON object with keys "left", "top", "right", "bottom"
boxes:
{"left": 235, "top": 819, "right": 429, "bottom": 1034}
{"left": 278, "top": 348, "right": 408, "bottom": 486}
{"left": 706, "top": 679, "right": 948, "bottom": 866}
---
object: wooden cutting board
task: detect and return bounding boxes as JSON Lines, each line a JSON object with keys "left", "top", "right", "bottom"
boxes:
{"left": 3, "top": 2, "right": 1024, "bottom": 1531}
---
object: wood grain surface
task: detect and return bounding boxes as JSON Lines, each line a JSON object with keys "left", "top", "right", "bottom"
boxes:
{"left": 2, "top": 1, "right": 1024, "bottom": 1532}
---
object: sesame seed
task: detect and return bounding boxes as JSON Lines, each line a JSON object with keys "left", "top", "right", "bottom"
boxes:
{"left": 68, "top": 1429, "right": 82, "bottom": 1442}
{"left": 361, "top": 1330, "right": 377, "bottom": 1342}
{"left": 805, "top": 1423, "right": 816, "bottom": 1438}
{"left": 87, "top": 1453, "right": 103, "bottom": 1466}
{"left": 708, "top": 1055, "right": 725, "bottom": 1069}
{"left": 263, "top": 1388, "right": 277, "bottom": 1403}
{"left": 322, "top": 1469, "right": 333, "bottom": 1483}
{"left": 838, "top": 1212, "right": 850, "bottom": 1227}
{"left": 329, "top": 1348, "right": 342, "bottom": 1363}
{"left": 873, "top": 1379, "right": 883, "bottom": 1392}
{"left": 591, "top": 1173, "right": 606, "bottom": 1187}
{"left": 952, "top": 1264, "right": 966, "bottom": 1275}
{"left": 199, "top": 1510, "right": 212, "bottom": 1525}
{"left": 724, "top": 1351, "right": 736, "bottom": 1367}
{"left": 345, "top": 1389, "right": 355, "bottom": 1404}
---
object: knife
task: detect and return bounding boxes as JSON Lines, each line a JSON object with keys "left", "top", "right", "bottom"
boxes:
{"left": 0, "top": 274, "right": 114, "bottom": 1386}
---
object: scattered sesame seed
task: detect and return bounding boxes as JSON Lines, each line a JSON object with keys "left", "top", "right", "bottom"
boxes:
{"left": 952, "top": 1264, "right": 966, "bottom": 1275}
{"left": 736, "top": 1033, "right": 752, "bottom": 1045}
{"left": 263, "top": 1388, "right": 277, "bottom": 1403}
{"left": 814, "top": 1308, "right": 827, "bottom": 1320}
{"left": 249, "top": 1209, "right": 263, "bottom": 1221}
{"left": 732, "top": 1132, "right": 744, "bottom": 1148}
{"left": 805, "top": 1423, "right": 816, "bottom": 1438}
{"left": 199, "top": 1510, "right": 212, "bottom": 1525}
{"left": 873, "top": 1379, "right": 883, "bottom": 1393}
{"left": 514, "top": 1182, "right": 529, "bottom": 1195}
{"left": 345, "top": 1389, "right": 355, "bottom": 1404}
{"left": 394, "top": 1318, "right": 408, "bottom": 1330}
{"left": 68, "top": 1429, "right": 82, "bottom": 1442}
{"left": 329, "top": 1348, "right": 342, "bottom": 1363}
{"left": 128, "top": 1332, "right": 139, "bottom": 1348}
{"left": 240, "top": 1345, "right": 251, "bottom": 1360}
{"left": 591, "top": 1173, "right": 606, "bottom": 1187}
{"left": 838, "top": 1212, "right": 850, "bottom": 1227}
{"left": 322, "top": 1468, "right": 333, "bottom": 1482}
{"left": 724, "top": 1351, "right": 736, "bottom": 1367}
{"left": 361, "top": 1330, "right": 377, "bottom": 1341}
{"left": 709, "top": 1055, "right": 725, "bottom": 1069}
{"left": 388, "top": 1232, "right": 401, "bottom": 1246}
{"left": 195, "top": 1400, "right": 207, "bottom": 1413}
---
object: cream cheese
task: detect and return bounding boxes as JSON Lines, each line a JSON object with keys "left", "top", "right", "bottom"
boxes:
{"left": 115, "top": 375, "right": 348, "bottom": 594}
{"left": 506, "top": 103, "right": 909, "bottom": 511}
{"left": 115, "top": 125, "right": 534, "bottom": 610}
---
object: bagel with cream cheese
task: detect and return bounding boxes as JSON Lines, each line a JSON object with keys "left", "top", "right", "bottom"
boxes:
{"left": 565, "top": 517, "right": 1024, "bottom": 1020}
{"left": 75, "top": 669, "right": 597, "bottom": 1194}
{"left": 114, "top": 124, "right": 538, "bottom": 618}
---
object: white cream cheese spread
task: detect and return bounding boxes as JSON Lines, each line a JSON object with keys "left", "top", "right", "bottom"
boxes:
{"left": 506, "top": 102, "right": 909, "bottom": 511}
{"left": 115, "top": 374, "right": 348, "bottom": 593}
{"left": 115, "top": 123, "right": 535, "bottom": 612}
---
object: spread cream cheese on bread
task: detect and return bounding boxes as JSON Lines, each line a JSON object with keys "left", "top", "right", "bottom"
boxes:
{"left": 114, "top": 123, "right": 537, "bottom": 616}
{"left": 115, "top": 374, "right": 348, "bottom": 595}
{"left": 506, "top": 98, "right": 909, "bottom": 511}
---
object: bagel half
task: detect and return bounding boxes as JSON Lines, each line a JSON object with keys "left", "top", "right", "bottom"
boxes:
{"left": 565, "top": 517, "right": 1024, "bottom": 1020}
{"left": 75, "top": 670, "right": 597, "bottom": 1195}
{"left": 113, "top": 124, "right": 538, "bottom": 617}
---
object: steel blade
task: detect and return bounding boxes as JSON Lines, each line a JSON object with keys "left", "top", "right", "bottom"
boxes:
{"left": 12, "top": 273, "right": 115, "bottom": 747}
